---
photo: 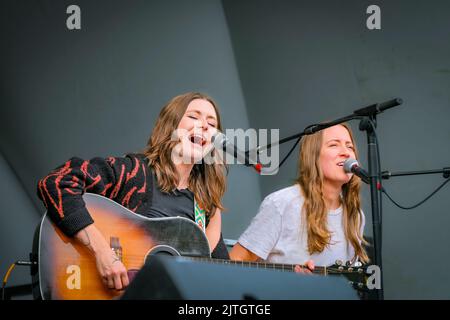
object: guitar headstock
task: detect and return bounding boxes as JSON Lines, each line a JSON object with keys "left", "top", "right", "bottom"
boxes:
{"left": 328, "top": 259, "right": 368, "bottom": 274}
{"left": 327, "top": 260, "right": 370, "bottom": 291}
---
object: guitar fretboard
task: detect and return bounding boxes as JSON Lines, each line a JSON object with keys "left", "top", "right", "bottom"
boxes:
{"left": 182, "top": 256, "right": 332, "bottom": 275}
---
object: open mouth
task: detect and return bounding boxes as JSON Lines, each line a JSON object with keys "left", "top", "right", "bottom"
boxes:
{"left": 189, "top": 134, "right": 206, "bottom": 147}
{"left": 336, "top": 161, "right": 345, "bottom": 167}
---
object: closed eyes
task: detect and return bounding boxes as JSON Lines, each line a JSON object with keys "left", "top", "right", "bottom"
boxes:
{"left": 187, "top": 115, "right": 216, "bottom": 127}
{"left": 329, "top": 143, "right": 354, "bottom": 150}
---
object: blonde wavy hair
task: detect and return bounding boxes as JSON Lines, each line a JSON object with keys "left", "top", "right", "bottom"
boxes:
{"left": 295, "top": 123, "right": 369, "bottom": 263}
{"left": 143, "top": 92, "right": 226, "bottom": 217}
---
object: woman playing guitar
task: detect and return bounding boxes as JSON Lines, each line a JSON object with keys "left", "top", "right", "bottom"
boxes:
{"left": 37, "top": 92, "right": 228, "bottom": 294}
{"left": 230, "top": 123, "right": 370, "bottom": 272}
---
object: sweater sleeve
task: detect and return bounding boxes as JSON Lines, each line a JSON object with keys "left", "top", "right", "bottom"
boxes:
{"left": 37, "top": 155, "right": 146, "bottom": 237}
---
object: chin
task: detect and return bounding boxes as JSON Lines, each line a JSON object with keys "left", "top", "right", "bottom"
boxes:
{"left": 188, "top": 152, "right": 205, "bottom": 164}
{"left": 334, "top": 175, "right": 352, "bottom": 186}
{"left": 343, "top": 177, "right": 353, "bottom": 184}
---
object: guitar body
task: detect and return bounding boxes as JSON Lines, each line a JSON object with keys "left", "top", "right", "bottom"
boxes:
{"left": 35, "top": 193, "right": 210, "bottom": 300}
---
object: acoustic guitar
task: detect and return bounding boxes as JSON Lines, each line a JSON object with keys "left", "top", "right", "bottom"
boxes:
{"left": 33, "top": 193, "right": 366, "bottom": 300}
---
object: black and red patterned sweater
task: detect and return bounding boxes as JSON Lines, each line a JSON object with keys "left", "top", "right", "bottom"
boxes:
{"left": 37, "top": 153, "right": 229, "bottom": 258}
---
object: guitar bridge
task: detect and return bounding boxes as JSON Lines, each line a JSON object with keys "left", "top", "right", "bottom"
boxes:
{"left": 110, "top": 237, "right": 123, "bottom": 261}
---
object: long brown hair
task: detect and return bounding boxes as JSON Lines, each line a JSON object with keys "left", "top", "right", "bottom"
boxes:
{"left": 143, "top": 92, "right": 226, "bottom": 217}
{"left": 295, "top": 123, "right": 369, "bottom": 263}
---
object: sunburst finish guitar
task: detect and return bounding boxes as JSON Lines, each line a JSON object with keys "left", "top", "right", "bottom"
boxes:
{"left": 34, "top": 193, "right": 211, "bottom": 300}
{"left": 33, "top": 193, "right": 367, "bottom": 300}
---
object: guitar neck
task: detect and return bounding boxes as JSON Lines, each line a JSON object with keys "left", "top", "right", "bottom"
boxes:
{"left": 185, "top": 256, "right": 330, "bottom": 275}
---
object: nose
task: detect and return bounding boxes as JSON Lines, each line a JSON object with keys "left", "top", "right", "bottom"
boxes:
{"left": 200, "top": 117, "right": 209, "bottom": 130}
{"left": 193, "top": 118, "right": 208, "bottom": 131}
{"left": 339, "top": 146, "right": 351, "bottom": 158}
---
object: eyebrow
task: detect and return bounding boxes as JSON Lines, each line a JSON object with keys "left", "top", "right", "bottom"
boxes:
{"left": 326, "top": 139, "right": 353, "bottom": 144}
{"left": 188, "top": 109, "right": 217, "bottom": 121}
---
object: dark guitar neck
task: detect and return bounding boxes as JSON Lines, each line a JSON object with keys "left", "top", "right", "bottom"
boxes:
{"left": 183, "top": 256, "right": 340, "bottom": 275}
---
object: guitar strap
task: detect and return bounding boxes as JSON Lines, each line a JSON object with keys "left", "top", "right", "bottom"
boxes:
{"left": 138, "top": 153, "right": 207, "bottom": 234}
{"left": 194, "top": 200, "right": 206, "bottom": 233}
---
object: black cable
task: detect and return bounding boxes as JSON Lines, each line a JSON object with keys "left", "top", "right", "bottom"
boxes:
{"left": 277, "top": 137, "right": 302, "bottom": 169}
{"left": 367, "top": 119, "right": 383, "bottom": 228}
{"left": 367, "top": 121, "right": 450, "bottom": 209}
{"left": 367, "top": 119, "right": 450, "bottom": 210}
{"left": 274, "top": 122, "right": 327, "bottom": 171}
{"left": 381, "top": 178, "right": 450, "bottom": 210}
{"left": 258, "top": 136, "right": 301, "bottom": 174}
{"left": 267, "top": 119, "right": 360, "bottom": 173}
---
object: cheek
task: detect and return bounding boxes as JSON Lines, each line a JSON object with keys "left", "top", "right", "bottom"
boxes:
{"left": 177, "top": 118, "right": 188, "bottom": 131}
{"left": 320, "top": 148, "right": 347, "bottom": 179}
{"left": 177, "top": 117, "right": 195, "bottom": 131}
{"left": 319, "top": 153, "right": 334, "bottom": 176}
{"left": 321, "top": 162, "right": 335, "bottom": 178}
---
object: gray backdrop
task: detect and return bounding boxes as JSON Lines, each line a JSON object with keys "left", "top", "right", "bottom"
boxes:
{"left": 1, "top": 0, "right": 449, "bottom": 299}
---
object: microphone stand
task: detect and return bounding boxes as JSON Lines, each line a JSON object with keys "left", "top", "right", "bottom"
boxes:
{"left": 381, "top": 168, "right": 450, "bottom": 179}
{"left": 358, "top": 116, "right": 384, "bottom": 300}
{"left": 254, "top": 98, "right": 403, "bottom": 300}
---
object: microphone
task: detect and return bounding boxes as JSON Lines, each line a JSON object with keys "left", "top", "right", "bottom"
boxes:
{"left": 343, "top": 159, "right": 370, "bottom": 184}
{"left": 212, "top": 132, "right": 262, "bottom": 173}
{"left": 353, "top": 98, "right": 403, "bottom": 117}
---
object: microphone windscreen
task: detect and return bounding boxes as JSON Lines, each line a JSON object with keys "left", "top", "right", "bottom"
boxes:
{"left": 211, "top": 131, "right": 227, "bottom": 146}
{"left": 343, "top": 158, "right": 359, "bottom": 173}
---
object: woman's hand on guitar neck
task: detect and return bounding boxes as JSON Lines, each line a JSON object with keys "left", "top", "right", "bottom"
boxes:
{"left": 294, "top": 260, "right": 315, "bottom": 274}
{"left": 75, "top": 224, "right": 129, "bottom": 291}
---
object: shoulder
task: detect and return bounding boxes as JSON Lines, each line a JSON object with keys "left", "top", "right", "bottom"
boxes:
{"left": 109, "top": 153, "right": 150, "bottom": 172}
{"left": 84, "top": 153, "right": 147, "bottom": 168}
{"left": 264, "top": 184, "right": 302, "bottom": 204}
{"left": 360, "top": 209, "right": 366, "bottom": 224}
{"left": 261, "top": 184, "right": 303, "bottom": 215}
{"left": 102, "top": 154, "right": 150, "bottom": 185}
{"left": 123, "top": 153, "right": 149, "bottom": 165}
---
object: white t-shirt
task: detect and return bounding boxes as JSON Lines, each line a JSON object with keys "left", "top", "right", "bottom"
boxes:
{"left": 238, "top": 184, "right": 365, "bottom": 266}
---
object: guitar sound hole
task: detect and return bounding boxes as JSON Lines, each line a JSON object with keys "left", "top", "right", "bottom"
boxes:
{"left": 144, "top": 245, "right": 180, "bottom": 265}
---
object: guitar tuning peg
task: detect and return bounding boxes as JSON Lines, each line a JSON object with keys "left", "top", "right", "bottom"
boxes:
{"left": 345, "top": 260, "right": 352, "bottom": 267}
{"left": 354, "top": 261, "right": 363, "bottom": 268}
{"left": 335, "top": 259, "right": 343, "bottom": 266}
